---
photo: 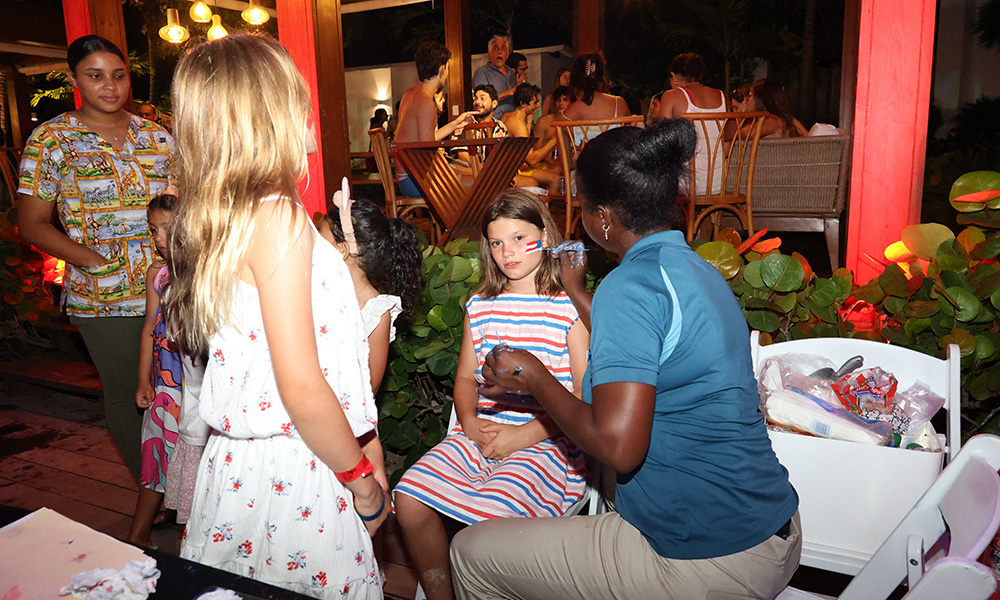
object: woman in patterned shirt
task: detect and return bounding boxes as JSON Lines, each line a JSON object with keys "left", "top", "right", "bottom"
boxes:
{"left": 17, "top": 35, "right": 175, "bottom": 482}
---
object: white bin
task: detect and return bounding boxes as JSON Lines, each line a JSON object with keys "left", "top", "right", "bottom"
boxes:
{"left": 751, "top": 332, "right": 962, "bottom": 575}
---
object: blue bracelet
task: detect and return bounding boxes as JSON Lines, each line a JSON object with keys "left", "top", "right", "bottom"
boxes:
{"left": 358, "top": 489, "right": 386, "bottom": 522}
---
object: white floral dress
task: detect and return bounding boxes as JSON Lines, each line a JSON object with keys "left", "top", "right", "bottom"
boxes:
{"left": 180, "top": 227, "right": 381, "bottom": 599}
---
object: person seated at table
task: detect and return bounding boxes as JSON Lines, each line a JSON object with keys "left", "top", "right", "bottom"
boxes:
{"left": 657, "top": 53, "right": 727, "bottom": 194}
{"left": 502, "top": 83, "right": 561, "bottom": 192}
{"left": 731, "top": 84, "right": 753, "bottom": 112}
{"left": 534, "top": 85, "right": 572, "bottom": 169}
{"left": 646, "top": 91, "right": 663, "bottom": 126}
{"left": 472, "top": 35, "right": 521, "bottom": 120}
{"left": 454, "top": 84, "right": 509, "bottom": 164}
{"left": 506, "top": 52, "right": 529, "bottom": 91}
{"left": 747, "top": 78, "right": 808, "bottom": 138}
{"left": 449, "top": 119, "right": 801, "bottom": 600}
{"left": 540, "top": 67, "right": 571, "bottom": 116}
{"left": 395, "top": 41, "right": 476, "bottom": 196}
{"left": 562, "top": 52, "right": 630, "bottom": 122}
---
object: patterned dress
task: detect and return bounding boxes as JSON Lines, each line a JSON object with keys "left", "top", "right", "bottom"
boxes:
{"left": 180, "top": 226, "right": 381, "bottom": 600}
{"left": 138, "top": 265, "right": 182, "bottom": 491}
{"left": 395, "top": 291, "right": 586, "bottom": 524}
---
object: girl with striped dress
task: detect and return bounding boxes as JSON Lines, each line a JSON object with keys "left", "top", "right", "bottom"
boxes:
{"left": 394, "top": 189, "right": 590, "bottom": 600}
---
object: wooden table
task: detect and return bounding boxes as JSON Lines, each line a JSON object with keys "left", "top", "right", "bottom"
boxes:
{"left": 392, "top": 137, "right": 534, "bottom": 241}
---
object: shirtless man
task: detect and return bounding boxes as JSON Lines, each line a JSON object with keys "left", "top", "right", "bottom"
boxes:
{"left": 394, "top": 41, "right": 476, "bottom": 196}
{"left": 501, "top": 83, "right": 560, "bottom": 192}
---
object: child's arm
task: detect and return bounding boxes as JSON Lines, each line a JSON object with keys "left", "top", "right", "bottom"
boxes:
{"left": 479, "top": 318, "right": 590, "bottom": 460}
{"left": 135, "top": 262, "right": 162, "bottom": 409}
{"left": 454, "top": 315, "right": 497, "bottom": 449}
{"left": 367, "top": 311, "right": 392, "bottom": 391}
{"left": 249, "top": 200, "right": 387, "bottom": 535}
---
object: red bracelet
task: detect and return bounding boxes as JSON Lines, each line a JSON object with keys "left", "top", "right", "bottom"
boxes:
{"left": 335, "top": 454, "right": 374, "bottom": 483}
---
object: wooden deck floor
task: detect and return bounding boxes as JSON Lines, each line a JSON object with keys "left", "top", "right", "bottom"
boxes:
{"left": 0, "top": 381, "right": 420, "bottom": 600}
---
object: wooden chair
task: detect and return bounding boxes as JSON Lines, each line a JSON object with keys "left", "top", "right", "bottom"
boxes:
{"left": 392, "top": 136, "right": 534, "bottom": 242}
{"left": 550, "top": 116, "right": 645, "bottom": 239}
{"left": 460, "top": 121, "right": 499, "bottom": 177}
{"left": 680, "top": 111, "right": 766, "bottom": 241}
{"left": 368, "top": 128, "right": 441, "bottom": 243}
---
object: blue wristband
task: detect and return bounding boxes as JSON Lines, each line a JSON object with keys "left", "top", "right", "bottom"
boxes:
{"left": 358, "top": 489, "right": 386, "bottom": 522}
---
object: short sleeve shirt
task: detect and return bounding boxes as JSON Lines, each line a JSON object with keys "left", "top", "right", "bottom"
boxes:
{"left": 583, "top": 230, "right": 798, "bottom": 560}
{"left": 472, "top": 63, "right": 517, "bottom": 119}
{"left": 18, "top": 113, "right": 175, "bottom": 317}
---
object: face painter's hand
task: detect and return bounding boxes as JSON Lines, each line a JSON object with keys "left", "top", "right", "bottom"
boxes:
{"left": 478, "top": 344, "right": 544, "bottom": 397}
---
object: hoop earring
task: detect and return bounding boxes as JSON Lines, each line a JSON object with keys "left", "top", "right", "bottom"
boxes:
{"left": 602, "top": 222, "right": 610, "bottom": 241}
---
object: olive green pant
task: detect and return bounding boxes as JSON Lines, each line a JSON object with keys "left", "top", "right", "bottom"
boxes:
{"left": 451, "top": 511, "right": 802, "bottom": 600}
{"left": 71, "top": 316, "right": 145, "bottom": 482}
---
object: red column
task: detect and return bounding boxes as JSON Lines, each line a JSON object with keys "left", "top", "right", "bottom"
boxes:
{"left": 62, "top": 0, "right": 130, "bottom": 110}
{"left": 276, "top": 0, "right": 326, "bottom": 216}
{"left": 844, "top": 0, "right": 936, "bottom": 282}
{"left": 62, "top": 0, "right": 91, "bottom": 44}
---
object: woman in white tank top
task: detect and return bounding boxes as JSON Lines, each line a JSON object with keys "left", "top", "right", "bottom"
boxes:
{"left": 656, "top": 53, "right": 728, "bottom": 195}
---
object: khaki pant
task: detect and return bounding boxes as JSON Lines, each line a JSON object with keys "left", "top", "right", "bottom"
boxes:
{"left": 451, "top": 510, "right": 801, "bottom": 600}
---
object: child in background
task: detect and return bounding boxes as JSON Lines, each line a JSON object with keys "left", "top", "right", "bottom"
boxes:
{"left": 163, "top": 353, "right": 208, "bottom": 527}
{"left": 165, "top": 35, "right": 387, "bottom": 599}
{"left": 394, "top": 189, "right": 591, "bottom": 600}
{"left": 127, "top": 193, "right": 181, "bottom": 546}
{"left": 319, "top": 186, "right": 423, "bottom": 489}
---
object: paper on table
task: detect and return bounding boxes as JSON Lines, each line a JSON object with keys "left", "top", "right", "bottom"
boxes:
{"left": 0, "top": 508, "right": 149, "bottom": 600}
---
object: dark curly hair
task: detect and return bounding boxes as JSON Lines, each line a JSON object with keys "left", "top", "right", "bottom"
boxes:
{"left": 324, "top": 200, "right": 423, "bottom": 316}
{"left": 512, "top": 82, "right": 540, "bottom": 108}
{"left": 414, "top": 41, "right": 451, "bottom": 82}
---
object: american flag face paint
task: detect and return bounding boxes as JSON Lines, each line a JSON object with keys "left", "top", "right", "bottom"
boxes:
{"left": 524, "top": 239, "right": 543, "bottom": 254}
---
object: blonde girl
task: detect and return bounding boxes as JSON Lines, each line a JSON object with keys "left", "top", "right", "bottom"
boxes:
{"left": 163, "top": 35, "right": 387, "bottom": 599}
{"left": 394, "top": 189, "right": 590, "bottom": 600}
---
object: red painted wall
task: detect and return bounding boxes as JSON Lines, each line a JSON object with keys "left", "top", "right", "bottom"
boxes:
{"left": 276, "top": 0, "right": 326, "bottom": 216}
{"left": 62, "top": 0, "right": 90, "bottom": 108}
{"left": 845, "top": 0, "right": 937, "bottom": 282}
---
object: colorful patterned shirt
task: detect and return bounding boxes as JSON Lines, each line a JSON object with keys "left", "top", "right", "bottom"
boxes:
{"left": 18, "top": 113, "right": 175, "bottom": 317}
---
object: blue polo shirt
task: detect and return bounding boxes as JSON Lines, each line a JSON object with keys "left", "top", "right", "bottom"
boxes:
{"left": 472, "top": 62, "right": 517, "bottom": 119}
{"left": 583, "top": 230, "right": 797, "bottom": 560}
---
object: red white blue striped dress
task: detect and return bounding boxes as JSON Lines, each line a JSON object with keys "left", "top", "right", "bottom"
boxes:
{"left": 395, "top": 291, "right": 586, "bottom": 524}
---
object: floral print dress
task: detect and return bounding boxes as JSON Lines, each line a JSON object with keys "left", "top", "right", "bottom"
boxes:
{"left": 180, "top": 225, "right": 381, "bottom": 599}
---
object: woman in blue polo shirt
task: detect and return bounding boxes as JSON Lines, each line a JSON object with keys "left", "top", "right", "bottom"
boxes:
{"left": 450, "top": 119, "right": 800, "bottom": 599}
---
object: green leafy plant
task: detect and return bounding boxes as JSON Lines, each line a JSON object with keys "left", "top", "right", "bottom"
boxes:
{"left": 0, "top": 179, "right": 63, "bottom": 359}
{"left": 379, "top": 237, "right": 482, "bottom": 485}
{"left": 692, "top": 230, "right": 854, "bottom": 344}
{"left": 865, "top": 172, "right": 1000, "bottom": 435}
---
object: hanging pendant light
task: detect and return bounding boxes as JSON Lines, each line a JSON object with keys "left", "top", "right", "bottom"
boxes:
{"left": 206, "top": 14, "right": 228, "bottom": 40}
{"left": 241, "top": 0, "right": 270, "bottom": 25}
{"left": 189, "top": 1, "right": 213, "bottom": 23}
{"left": 158, "top": 8, "right": 190, "bottom": 44}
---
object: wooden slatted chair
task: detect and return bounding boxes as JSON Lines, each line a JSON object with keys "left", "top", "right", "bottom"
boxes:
{"left": 368, "top": 128, "right": 441, "bottom": 243}
{"left": 392, "top": 136, "right": 534, "bottom": 241}
{"left": 550, "top": 116, "right": 645, "bottom": 239}
{"left": 681, "top": 111, "right": 766, "bottom": 241}
{"left": 461, "top": 121, "right": 499, "bottom": 177}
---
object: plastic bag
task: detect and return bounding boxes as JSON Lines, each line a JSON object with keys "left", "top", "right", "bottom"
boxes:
{"left": 832, "top": 367, "right": 898, "bottom": 412}
{"left": 766, "top": 385, "right": 892, "bottom": 445}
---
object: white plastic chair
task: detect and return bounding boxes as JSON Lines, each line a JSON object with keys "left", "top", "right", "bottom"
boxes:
{"left": 776, "top": 434, "right": 1000, "bottom": 600}
{"left": 751, "top": 331, "right": 962, "bottom": 575}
